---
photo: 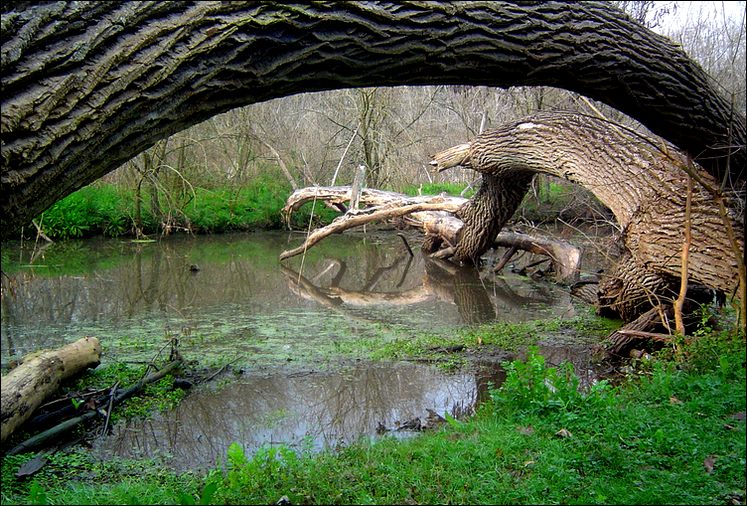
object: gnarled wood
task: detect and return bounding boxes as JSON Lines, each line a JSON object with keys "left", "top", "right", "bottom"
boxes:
{"left": 1, "top": 1, "right": 744, "bottom": 239}
{"left": 1, "top": 337, "right": 101, "bottom": 443}
{"left": 493, "top": 232, "right": 581, "bottom": 284}
{"left": 433, "top": 112, "right": 744, "bottom": 321}
{"left": 281, "top": 185, "right": 581, "bottom": 284}
{"left": 604, "top": 305, "right": 674, "bottom": 357}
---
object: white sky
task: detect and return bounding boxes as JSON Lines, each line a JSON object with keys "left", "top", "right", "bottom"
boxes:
{"left": 651, "top": 1, "right": 746, "bottom": 34}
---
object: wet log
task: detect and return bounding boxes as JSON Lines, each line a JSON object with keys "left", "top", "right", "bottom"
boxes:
{"left": 605, "top": 305, "right": 674, "bottom": 357}
{"left": 1, "top": 337, "right": 102, "bottom": 443}
{"left": 6, "top": 359, "right": 182, "bottom": 456}
{"left": 280, "top": 186, "right": 581, "bottom": 283}
{"left": 493, "top": 232, "right": 580, "bottom": 283}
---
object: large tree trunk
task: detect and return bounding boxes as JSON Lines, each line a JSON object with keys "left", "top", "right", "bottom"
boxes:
{"left": 432, "top": 112, "right": 745, "bottom": 321}
{"left": 451, "top": 173, "right": 535, "bottom": 265}
{"left": 1, "top": 337, "right": 102, "bottom": 443}
{"left": 1, "top": 1, "right": 744, "bottom": 239}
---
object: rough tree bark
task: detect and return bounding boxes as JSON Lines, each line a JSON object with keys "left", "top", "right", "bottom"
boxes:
{"left": 1, "top": 336, "right": 102, "bottom": 443}
{"left": 1, "top": 1, "right": 744, "bottom": 239}
{"left": 432, "top": 112, "right": 744, "bottom": 321}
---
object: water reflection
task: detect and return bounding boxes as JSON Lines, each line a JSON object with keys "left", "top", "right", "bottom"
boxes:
{"left": 92, "top": 361, "right": 505, "bottom": 472}
{"left": 282, "top": 254, "right": 572, "bottom": 326}
{"left": 1, "top": 232, "right": 575, "bottom": 365}
{"left": 2, "top": 231, "right": 606, "bottom": 469}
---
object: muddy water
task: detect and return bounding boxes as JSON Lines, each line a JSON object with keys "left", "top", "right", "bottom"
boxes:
{"left": 1, "top": 231, "right": 586, "bottom": 365}
{"left": 1, "top": 229, "right": 606, "bottom": 468}
{"left": 91, "top": 361, "right": 504, "bottom": 472}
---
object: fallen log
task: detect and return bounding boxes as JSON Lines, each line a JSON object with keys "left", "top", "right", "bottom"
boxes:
{"left": 1, "top": 337, "right": 101, "bottom": 443}
{"left": 6, "top": 359, "right": 182, "bottom": 456}
{"left": 280, "top": 186, "right": 581, "bottom": 283}
{"left": 493, "top": 232, "right": 581, "bottom": 283}
{"left": 604, "top": 305, "right": 674, "bottom": 357}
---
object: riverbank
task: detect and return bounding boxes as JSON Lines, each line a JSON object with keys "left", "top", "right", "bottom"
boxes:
{"left": 17, "top": 178, "right": 594, "bottom": 241}
{"left": 2, "top": 185, "right": 743, "bottom": 505}
{"left": 1, "top": 324, "right": 744, "bottom": 505}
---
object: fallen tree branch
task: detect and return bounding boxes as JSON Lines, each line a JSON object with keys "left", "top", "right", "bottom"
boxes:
{"left": 279, "top": 200, "right": 461, "bottom": 261}
{"left": 6, "top": 359, "right": 182, "bottom": 456}
{"left": 493, "top": 232, "right": 581, "bottom": 283}
{"left": 280, "top": 185, "right": 581, "bottom": 283}
{"left": 605, "top": 305, "right": 674, "bottom": 357}
{"left": 613, "top": 329, "right": 676, "bottom": 341}
{"left": 1, "top": 337, "right": 102, "bottom": 443}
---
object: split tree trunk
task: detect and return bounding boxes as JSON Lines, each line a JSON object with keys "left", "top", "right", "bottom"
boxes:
{"left": 2, "top": 1, "right": 744, "bottom": 239}
{"left": 432, "top": 112, "right": 744, "bottom": 321}
{"left": 1, "top": 336, "right": 102, "bottom": 442}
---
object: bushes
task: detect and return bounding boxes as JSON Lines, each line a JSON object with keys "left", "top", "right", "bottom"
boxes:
{"left": 38, "top": 185, "right": 141, "bottom": 239}
{"left": 490, "top": 346, "right": 615, "bottom": 418}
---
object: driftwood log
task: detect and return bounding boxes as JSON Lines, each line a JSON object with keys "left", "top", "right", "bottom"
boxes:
{"left": 6, "top": 359, "right": 183, "bottom": 456}
{"left": 1, "top": 337, "right": 102, "bottom": 443}
{"left": 280, "top": 186, "right": 582, "bottom": 284}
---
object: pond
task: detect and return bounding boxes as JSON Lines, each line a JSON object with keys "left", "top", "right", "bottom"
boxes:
{"left": 1, "top": 229, "right": 608, "bottom": 470}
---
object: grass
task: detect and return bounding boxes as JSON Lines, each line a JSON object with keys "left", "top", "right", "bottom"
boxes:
{"left": 374, "top": 307, "right": 623, "bottom": 363}
{"left": 31, "top": 177, "right": 339, "bottom": 240}
{"left": 30, "top": 180, "right": 478, "bottom": 241}
{"left": 72, "top": 362, "right": 187, "bottom": 422}
{"left": 2, "top": 325, "right": 743, "bottom": 505}
{"left": 26, "top": 176, "right": 587, "bottom": 241}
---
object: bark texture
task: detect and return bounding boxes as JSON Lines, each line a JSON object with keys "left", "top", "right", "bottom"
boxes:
{"left": 1, "top": 336, "right": 101, "bottom": 443}
{"left": 452, "top": 173, "right": 535, "bottom": 264}
{"left": 432, "top": 112, "right": 744, "bottom": 321}
{"left": 1, "top": 1, "right": 744, "bottom": 238}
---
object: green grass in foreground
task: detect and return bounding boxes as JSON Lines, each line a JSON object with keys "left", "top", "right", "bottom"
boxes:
{"left": 2, "top": 328, "right": 744, "bottom": 505}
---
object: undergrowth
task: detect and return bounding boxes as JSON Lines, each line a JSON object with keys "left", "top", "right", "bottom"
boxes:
{"left": 2, "top": 326, "right": 743, "bottom": 505}
{"left": 32, "top": 178, "right": 338, "bottom": 240}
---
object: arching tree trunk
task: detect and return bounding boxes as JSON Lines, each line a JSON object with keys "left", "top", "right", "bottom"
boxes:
{"left": 432, "top": 112, "right": 744, "bottom": 321}
{"left": 1, "top": 1, "right": 744, "bottom": 239}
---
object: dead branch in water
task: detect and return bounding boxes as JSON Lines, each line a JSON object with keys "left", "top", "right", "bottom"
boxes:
{"left": 280, "top": 186, "right": 581, "bottom": 284}
{"left": 6, "top": 359, "right": 183, "bottom": 456}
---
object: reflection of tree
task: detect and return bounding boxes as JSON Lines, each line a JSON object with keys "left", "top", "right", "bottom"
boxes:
{"left": 283, "top": 252, "right": 559, "bottom": 326}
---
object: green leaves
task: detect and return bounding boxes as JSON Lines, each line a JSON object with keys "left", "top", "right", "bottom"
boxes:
{"left": 491, "top": 346, "right": 614, "bottom": 417}
{"left": 227, "top": 442, "right": 248, "bottom": 469}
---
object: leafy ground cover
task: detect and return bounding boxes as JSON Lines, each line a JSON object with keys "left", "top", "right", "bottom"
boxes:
{"left": 2, "top": 321, "right": 743, "bottom": 505}
{"left": 30, "top": 177, "right": 340, "bottom": 240}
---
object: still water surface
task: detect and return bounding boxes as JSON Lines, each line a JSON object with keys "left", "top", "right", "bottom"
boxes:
{"left": 1, "top": 231, "right": 601, "bottom": 469}
{"left": 1, "top": 231, "right": 581, "bottom": 363}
